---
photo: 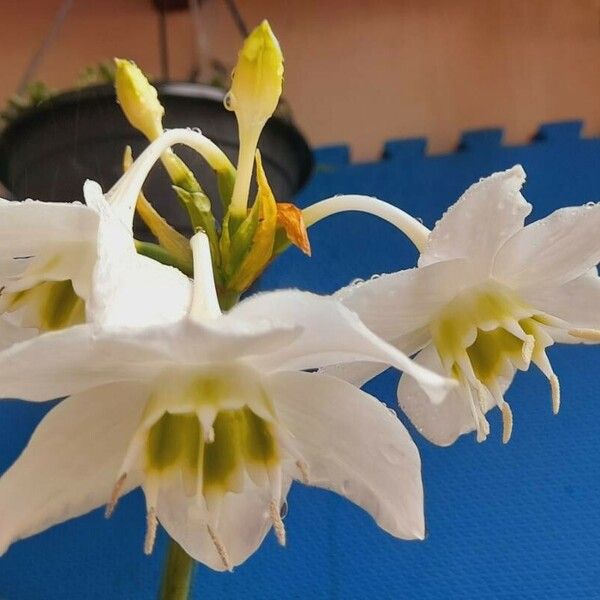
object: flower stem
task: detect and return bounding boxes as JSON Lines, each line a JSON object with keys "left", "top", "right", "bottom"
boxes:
{"left": 302, "top": 194, "right": 431, "bottom": 252}
{"left": 159, "top": 540, "right": 196, "bottom": 600}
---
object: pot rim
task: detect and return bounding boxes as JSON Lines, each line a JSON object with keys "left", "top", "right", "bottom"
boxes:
{"left": 0, "top": 82, "right": 314, "bottom": 193}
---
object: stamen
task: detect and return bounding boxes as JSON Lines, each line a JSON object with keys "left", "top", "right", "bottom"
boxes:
{"left": 269, "top": 499, "right": 287, "bottom": 546}
{"left": 501, "top": 403, "right": 513, "bottom": 444}
{"left": 487, "top": 383, "right": 514, "bottom": 444}
{"left": 197, "top": 406, "right": 217, "bottom": 443}
{"left": 463, "top": 381, "right": 488, "bottom": 443}
{"left": 550, "top": 374, "right": 561, "bottom": 414}
{"left": 521, "top": 335, "right": 535, "bottom": 366}
{"left": 531, "top": 348, "right": 561, "bottom": 415}
{"left": 105, "top": 473, "right": 127, "bottom": 518}
{"left": 568, "top": 328, "right": 600, "bottom": 342}
{"left": 144, "top": 507, "right": 158, "bottom": 555}
{"left": 207, "top": 525, "right": 232, "bottom": 571}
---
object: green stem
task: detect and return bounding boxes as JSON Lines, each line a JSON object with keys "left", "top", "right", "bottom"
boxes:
{"left": 158, "top": 540, "right": 196, "bottom": 600}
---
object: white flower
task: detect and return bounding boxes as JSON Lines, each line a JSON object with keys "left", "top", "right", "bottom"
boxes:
{"left": 335, "top": 165, "right": 600, "bottom": 446}
{"left": 0, "top": 231, "right": 453, "bottom": 571}
{"left": 0, "top": 139, "right": 195, "bottom": 345}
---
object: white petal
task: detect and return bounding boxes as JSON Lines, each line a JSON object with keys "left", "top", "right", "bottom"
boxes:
{"left": 321, "top": 360, "right": 388, "bottom": 388}
{"left": 158, "top": 474, "right": 292, "bottom": 571}
{"left": 337, "top": 259, "right": 477, "bottom": 339}
{"left": 420, "top": 166, "right": 530, "bottom": 272}
{"left": 84, "top": 181, "right": 192, "bottom": 329}
{"left": 320, "top": 327, "right": 431, "bottom": 387}
{"left": 0, "top": 325, "right": 163, "bottom": 400}
{"left": 493, "top": 204, "right": 600, "bottom": 289}
{"left": 0, "top": 198, "right": 99, "bottom": 259}
{"left": 0, "top": 318, "right": 37, "bottom": 351}
{"left": 397, "top": 344, "right": 513, "bottom": 446}
{"left": 267, "top": 371, "right": 425, "bottom": 540}
{"left": 0, "top": 382, "right": 147, "bottom": 555}
{"left": 523, "top": 268, "right": 600, "bottom": 342}
{"left": 0, "top": 319, "right": 301, "bottom": 401}
{"left": 229, "top": 290, "right": 454, "bottom": 404}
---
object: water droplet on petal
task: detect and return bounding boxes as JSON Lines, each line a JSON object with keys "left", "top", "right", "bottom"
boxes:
{"left": 280, "top": 500, "right": 288, "bottom": 520}
{"left": 381, "top": 443, "right": 404, "bottom": 465}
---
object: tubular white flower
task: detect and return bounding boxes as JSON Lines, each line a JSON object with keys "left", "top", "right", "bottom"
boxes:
{"left": 0, "top": 231, "right": 448, "bottom": 569}
{"left": 303, "top": 194, "right": 431, "bottom": 252}
{"left": 334, "top": 165, "right": 600, "bottom": 445}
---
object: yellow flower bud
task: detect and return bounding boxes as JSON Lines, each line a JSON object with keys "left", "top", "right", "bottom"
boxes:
{"left": 226, "top": 19, "right": 284, "bottom": 131}
{"left": 114, "top": 58, "right": 164, "bottom": 141}
{"left": 226, "top": 20, "right": 284, "bottom": 219}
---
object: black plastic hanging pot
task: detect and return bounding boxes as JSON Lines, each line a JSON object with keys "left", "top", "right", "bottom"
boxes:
{"left": 0, "top": 82, "right": 314, "bottom": 235}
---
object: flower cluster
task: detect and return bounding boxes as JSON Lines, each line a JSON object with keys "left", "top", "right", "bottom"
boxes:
{"left": 1, "top": 20, "right": 599, "bottom": 587}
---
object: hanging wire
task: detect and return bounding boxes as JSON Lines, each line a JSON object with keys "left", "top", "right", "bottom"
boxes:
{"left": 158, "top": 0, "right": 170, "bottom": 80}
{"left": 222, "top": 0, "right": 249, "bottom": 38}
{"left": 17, "top": 0, "right": 75, "bottom": 95}
{"left": 188, "top": 0, "right": 209, "bottom": 81}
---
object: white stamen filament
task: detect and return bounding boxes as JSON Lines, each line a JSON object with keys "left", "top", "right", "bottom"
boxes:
{"left": 463, "top": 381, "right": 489, "bottom": 443}
{"left": 105, "top": 473, "right": 127, "bottom": 518}
{"left": 302, "top": 195, "right": 431, "bottom": 253}
{"left": 189, "top": 233, "right": 222, "bottom": 321}
{"left": 488, "top": 382, "right": 513, "bottom": 444}
{"left": 531, "top": 349, "right": 561, "bottom": 415}
{"left": 207, "top": 525, "right": 232, "bottom": 571}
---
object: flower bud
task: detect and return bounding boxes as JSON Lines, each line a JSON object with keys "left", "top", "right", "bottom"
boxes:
{"left": 226, "top": 20, "right": 283, "bottom": 131}
{"left": 114, "top": 58, "right": 164, "bottom": 140}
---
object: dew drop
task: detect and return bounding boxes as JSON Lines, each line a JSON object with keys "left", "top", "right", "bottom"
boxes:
{"left": 381, "top": 443, "right": 404, "bottom": 465}
{"left": 223, "top": 92, "right": 233, "bottom": 111}
{"left": 350, "top": 278, "right": 365, "bottom": 287}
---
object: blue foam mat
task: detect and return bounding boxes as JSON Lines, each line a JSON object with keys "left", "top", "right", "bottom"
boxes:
{"left": 2, "top": 120, "right": 600, "bottom": 598}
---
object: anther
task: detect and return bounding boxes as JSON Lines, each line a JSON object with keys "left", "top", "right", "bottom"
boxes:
{"left": 501, "top": 403, "right": 513, "bottom": 444}
{"left": 269, "top": 499, "right": 287, "bottom": 546}
{"left": 521, "top": 335, "right": 535, "bottom": 365}
{"left": 105, "top": 473, "right": 127, "bottom": 518}
{"left": 207, "top": 525, "right": 232, "bottom": 571}
{"left": 550, "top": 374, "right": 561, "bottom": 414}
{"left": 144, "top": 507, "right": 158, "bottom": 555}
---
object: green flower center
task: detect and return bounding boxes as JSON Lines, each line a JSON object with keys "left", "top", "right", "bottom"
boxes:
{"left": 430, "top": 282, "right": 559, "bottom": 443}
{"left": 110, "top": 365, "right": 301, "bottom": 565}
{"left": 0, "top": 279, "right": 86, "bottom": 332}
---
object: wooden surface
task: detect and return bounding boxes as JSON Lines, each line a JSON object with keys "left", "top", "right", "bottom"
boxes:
{"left": 1, "top": 0, "right": 599, "bottom": 160}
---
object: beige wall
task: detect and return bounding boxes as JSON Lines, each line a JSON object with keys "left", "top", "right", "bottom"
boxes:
{"left": 1, "top": 0, "right": 600, "bottom": 160}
